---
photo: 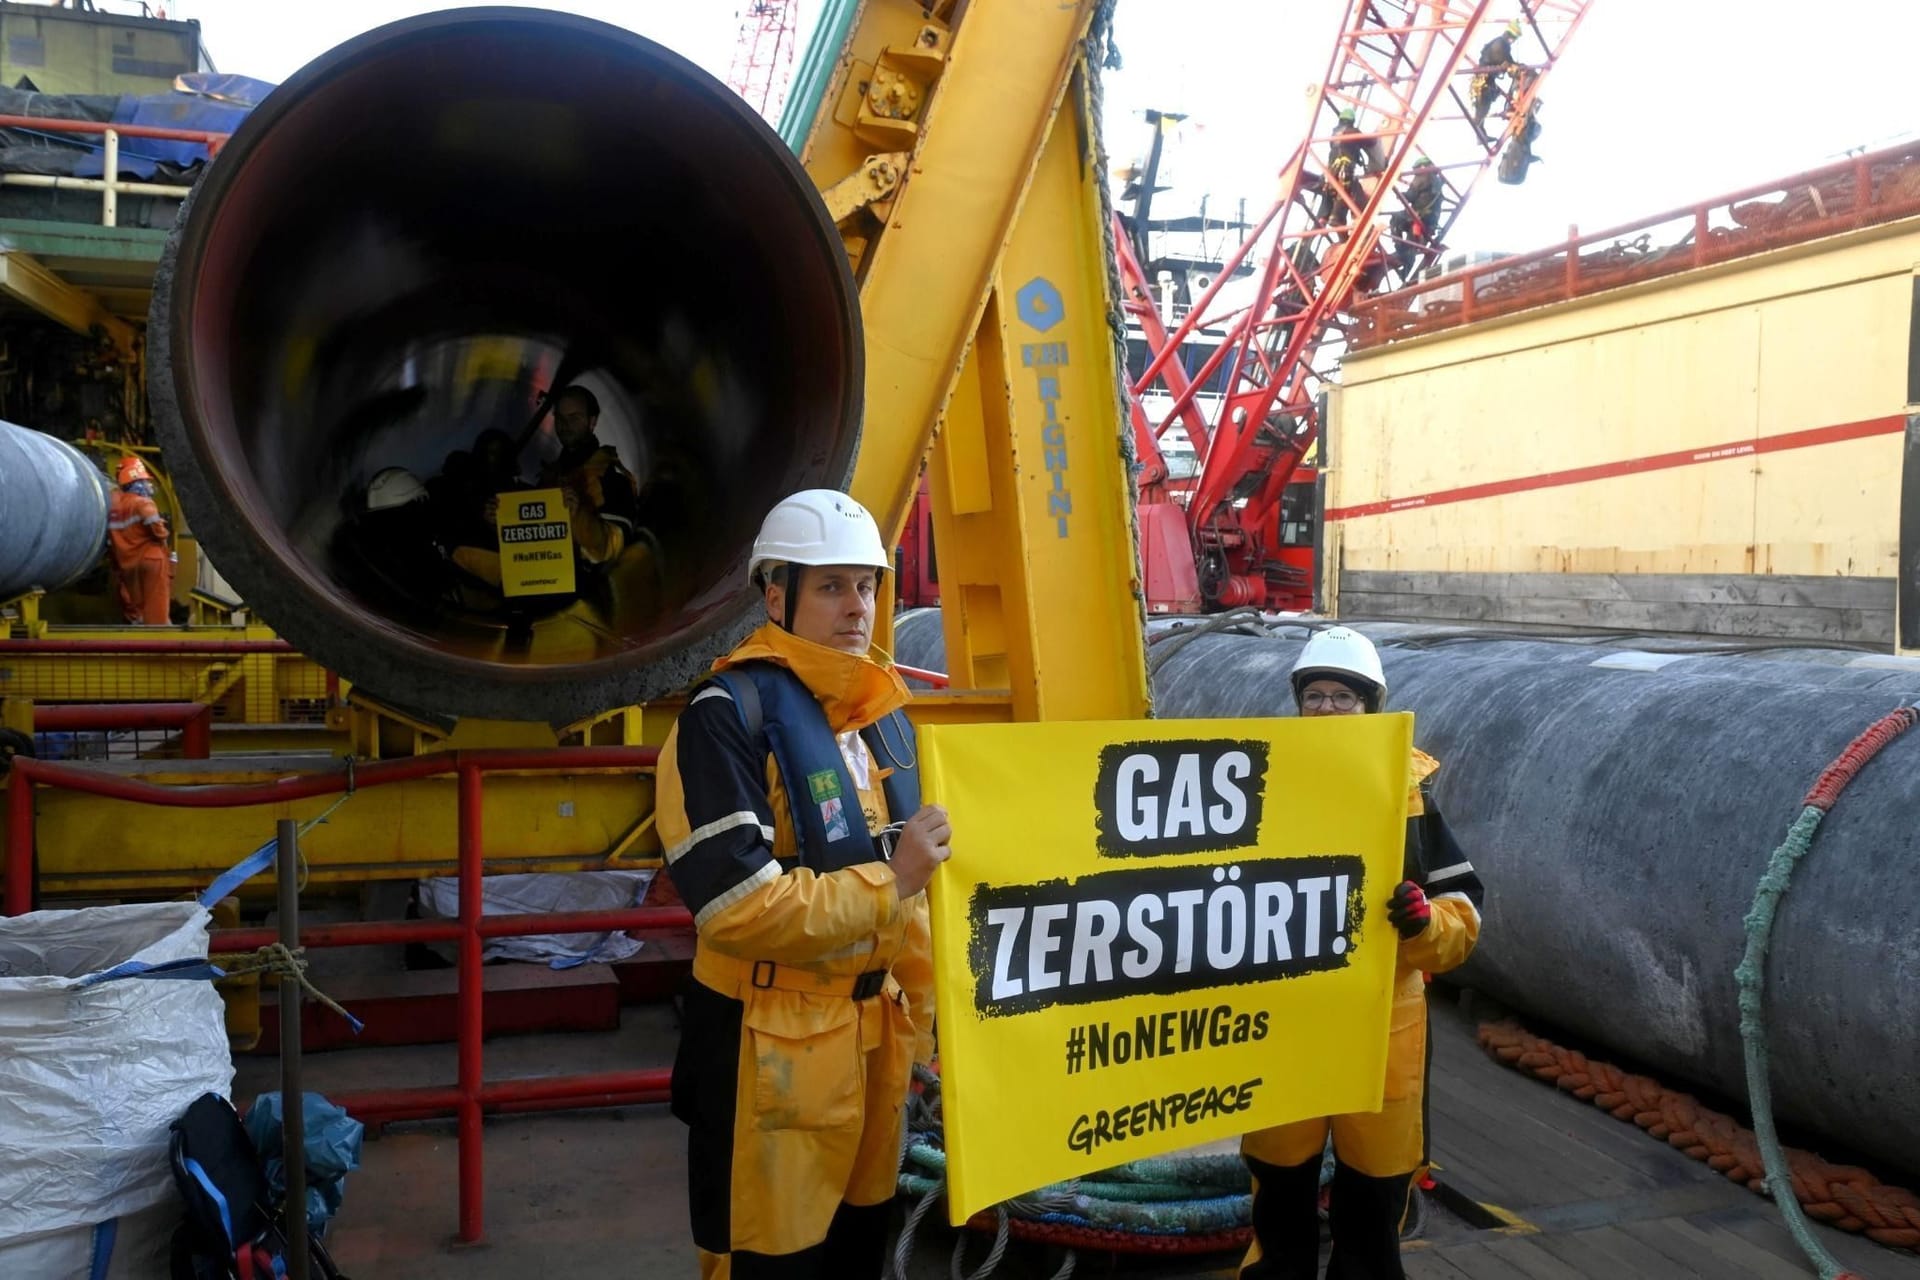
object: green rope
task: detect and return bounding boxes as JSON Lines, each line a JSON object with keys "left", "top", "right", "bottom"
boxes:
{"left": 1731, "top": 690, "right": 1920, "bottom": 1280}
{"left": 1735, "top": 804, "right": 1852, "bottom": 1280}
{"left": 290, "top": 785, "right": 354, "bottom": 891}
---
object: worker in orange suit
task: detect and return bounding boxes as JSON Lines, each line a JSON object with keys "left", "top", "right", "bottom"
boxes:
{"left": 658, "top": 489, "right": 949, "bottom": 1279}
{"left": 1239, "top": 627, "right": 1486, "bottom": 1280}
{"left": 107, "top": 455, "right": 173, "bottom": 625}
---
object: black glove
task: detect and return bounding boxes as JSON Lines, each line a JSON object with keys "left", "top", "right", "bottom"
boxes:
{"left": 1387, "top": 880, "right": 1431, "bottom": 939}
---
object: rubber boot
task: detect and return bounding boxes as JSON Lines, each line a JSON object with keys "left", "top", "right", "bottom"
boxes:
{"left": 1240, "top": 1153, "right": 1324, "bottom": 1279}
{"left": 1325, "top": 1160, "right": 1415, "bottom": 1280}
{"left": 820, "top": 1200, "right": 891, "bottom": 1278}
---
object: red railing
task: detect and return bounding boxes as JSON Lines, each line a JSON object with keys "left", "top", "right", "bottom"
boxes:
{"left": 0, "top": 114, "right": 232, "bottom": 152}
{"left": 1350, "top": 138, "right": 1920, "bottom": 348}
{"left": 2, "top": 745, "right": 686, "bottom": 1244}
{"left": 33, "top": 701, "right": 213, "bottom": 758}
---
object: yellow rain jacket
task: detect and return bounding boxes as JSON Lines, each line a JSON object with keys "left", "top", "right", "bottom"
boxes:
{"left": 1239, "top": 748, "right": 1485, "bottom": 1279}
{"left": 659, "top": 624, "right": 934, "bottom": 1276}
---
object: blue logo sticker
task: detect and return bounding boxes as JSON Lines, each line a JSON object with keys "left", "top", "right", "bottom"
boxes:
{"left": 1015, "top": 276, "right": 1064, "bottom": 333}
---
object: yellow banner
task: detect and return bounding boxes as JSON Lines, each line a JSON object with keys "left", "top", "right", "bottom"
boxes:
{"left": 922, "top": 715, "right": 1412, "bottom": 1224}
{"left": 495, "top": 488, "right": 576, "bottom": 598}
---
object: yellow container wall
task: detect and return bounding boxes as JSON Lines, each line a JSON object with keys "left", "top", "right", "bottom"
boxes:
{"left": 1333, "top": 220, "right": 1917, "bottom": 589}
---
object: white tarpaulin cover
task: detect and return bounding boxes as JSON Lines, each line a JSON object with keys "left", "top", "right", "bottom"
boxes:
{"left": 419, "top": 869, "right": 656, "bottom": 966}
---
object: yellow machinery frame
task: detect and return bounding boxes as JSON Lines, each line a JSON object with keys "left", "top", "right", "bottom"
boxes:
{"left": 1, "top": 0, "right": 1148, "bottom": 898}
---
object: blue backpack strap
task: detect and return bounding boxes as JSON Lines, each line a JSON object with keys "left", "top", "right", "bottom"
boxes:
{"left": 180, "top": 1156, "right": 237, "bottom": 1248}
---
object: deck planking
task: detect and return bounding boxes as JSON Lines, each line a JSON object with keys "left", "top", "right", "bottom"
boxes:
{"left": 1397, "top": 998, "right": 1920, "bottom": 1279}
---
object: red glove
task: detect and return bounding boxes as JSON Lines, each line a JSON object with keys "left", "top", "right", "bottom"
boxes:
{"left": 1387, "top": 880, "right": 1431, "bottom": 939}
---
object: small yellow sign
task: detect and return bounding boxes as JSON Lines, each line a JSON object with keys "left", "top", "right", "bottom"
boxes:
{"left": 921, "top": 715, "right": 1412, "bottom": 1224}
{"left": 495, "top": 487, "right": 576, "bottom": 598}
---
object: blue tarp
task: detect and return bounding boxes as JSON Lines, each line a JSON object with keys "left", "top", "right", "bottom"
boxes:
{"left": 244, "top": 1092, "right": 363, "bottom": 1236}
{"left": 72, "top": 85, "right": 265, "bottom": 178}
{"left": 0, "top": 75, "right": 274, "bottom": 181}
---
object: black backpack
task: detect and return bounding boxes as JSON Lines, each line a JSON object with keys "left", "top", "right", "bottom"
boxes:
{"left": 167, "top": 1093, "right": 348, "bottom": 1280}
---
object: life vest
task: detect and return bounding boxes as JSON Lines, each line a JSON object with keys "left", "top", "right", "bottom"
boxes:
{"left": 703, "top": 660, "right": 920, "bottom": 873}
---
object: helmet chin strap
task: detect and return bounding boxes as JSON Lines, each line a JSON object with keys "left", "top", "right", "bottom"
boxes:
{"left": 782, "top": 565, "right": 803, "bottom": 632}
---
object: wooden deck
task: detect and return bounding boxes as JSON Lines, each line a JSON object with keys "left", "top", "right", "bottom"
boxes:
{"left": 1399, "top": 999, "right": 1920, "bottom": 1279}
{"left": 235, "top": 987, "right": 1920, "bottom": 1278}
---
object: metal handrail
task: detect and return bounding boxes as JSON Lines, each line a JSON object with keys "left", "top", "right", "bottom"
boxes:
{"left": 1350, "top": 137, "right": 1920, "bottom": 347}
{"left": 0, "top": 112, "right": 233, "bottom": 227}
{"left": 3, "top": 744, "right": 675, "bottom": 1244}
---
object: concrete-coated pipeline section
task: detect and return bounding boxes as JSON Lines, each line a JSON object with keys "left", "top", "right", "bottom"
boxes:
{"left": 151, "top": 8, "right": 863, "bottom": 723}
{"left": 0, "top": 421, "right": 111, "bottom": 600}
{"left": 895, "top": 610, "right": 1920, "bottom": 1174}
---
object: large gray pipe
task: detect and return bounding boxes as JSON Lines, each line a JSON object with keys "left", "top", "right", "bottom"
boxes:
{"left": 151, "top": 9, "right": 862, "bottom": 723}
{"left": 895, "top": 610, "right": 1920, "bottom": 1174}
{"left": 0, "top": 421, "right": 111, "bottom": 599}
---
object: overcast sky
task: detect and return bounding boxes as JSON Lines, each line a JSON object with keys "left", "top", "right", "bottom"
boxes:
{"left": 163, "top": 0, "right": 1920, "bottom": 260}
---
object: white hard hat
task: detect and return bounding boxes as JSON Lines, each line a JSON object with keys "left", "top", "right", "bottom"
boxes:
{"left": 1290, "top": 625, "right": 1387, "bottom": 711}
{"left": 748, "top": 488, "right": 890, "bottom": 585}
{"left": 367, "top": 467, "right": 428, "bottom": 512}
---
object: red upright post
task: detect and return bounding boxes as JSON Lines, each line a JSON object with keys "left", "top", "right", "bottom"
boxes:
{"left": 5, "top": 767, "right": 31, "bottom": 916}
{"left": 456, "top": 764, "right": 486, "bottom": 1243}
{"left": 182, "top": 707, "right": 213, "bottom": 760}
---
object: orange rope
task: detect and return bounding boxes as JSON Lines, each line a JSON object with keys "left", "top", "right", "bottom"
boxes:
{"left": 964, "top": 1210, "right": 1250, "bottom": 1256}
{"left": 1478, "top": 1020, "right": 1920, "bottom": 1253}
{"left": 1802, "top": 707, "right": 1920, "bottom": 811}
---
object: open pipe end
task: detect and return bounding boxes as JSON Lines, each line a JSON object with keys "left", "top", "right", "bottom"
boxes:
{"left": 151, "top": 7, "right": 862, "bottom": 722}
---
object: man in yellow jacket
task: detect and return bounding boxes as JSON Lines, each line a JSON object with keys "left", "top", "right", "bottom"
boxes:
{"left": 1239, "top": 627, "right": 1485, "bottom": 1280}
{"left": 658, "top": 489, "right": 950, "bottom": 1278}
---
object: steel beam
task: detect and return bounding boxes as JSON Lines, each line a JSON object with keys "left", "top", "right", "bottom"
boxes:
{"left": 0, "top": 251, "right": 135, "bottom": 355}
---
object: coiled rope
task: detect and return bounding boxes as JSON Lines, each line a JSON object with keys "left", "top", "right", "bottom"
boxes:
{"left": 892, "top": 1064, "right": 1253, "bottom": 1279}
{"left": 211, "top": 942, "right": 364, "bottom": 1034}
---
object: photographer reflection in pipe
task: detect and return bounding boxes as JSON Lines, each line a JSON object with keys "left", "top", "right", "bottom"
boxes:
{"left": 475, "top": 386, "right": 640, "bottom": 570}
{"left": 330, "top": 385, "right": 668, "bottom": 643}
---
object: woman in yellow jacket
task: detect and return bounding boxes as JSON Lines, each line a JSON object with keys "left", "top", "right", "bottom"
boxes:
{"left": 1240, "top": 627, "right": 1485, "bottom": 1280}
{"left": 657, "top": 489, "right": 951, "bottom": 1279}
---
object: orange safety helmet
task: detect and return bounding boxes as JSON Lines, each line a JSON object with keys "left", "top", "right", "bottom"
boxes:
{"left": 117, "top": 455, "right": 153, "bottom": 486}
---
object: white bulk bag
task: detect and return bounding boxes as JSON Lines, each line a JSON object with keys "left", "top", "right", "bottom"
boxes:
{"left": 0, "top": 901, "right": 235, "bottom": 1277}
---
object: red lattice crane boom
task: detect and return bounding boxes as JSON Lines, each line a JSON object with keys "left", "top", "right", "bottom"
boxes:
{"left": 1127, "top": 0, "right": 1593, "bottom": 612}
{"left": 727, "top": 0, "right": 801, "bottom": 120}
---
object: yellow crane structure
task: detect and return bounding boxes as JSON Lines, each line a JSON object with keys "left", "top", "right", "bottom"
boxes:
{"left": 0, "top": 1, "right": 1148, "bottom": 902}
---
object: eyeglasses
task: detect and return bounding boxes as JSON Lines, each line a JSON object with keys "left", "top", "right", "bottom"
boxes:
{"left": 1301, "top": 689, "right": 1363, "bottom": 711}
